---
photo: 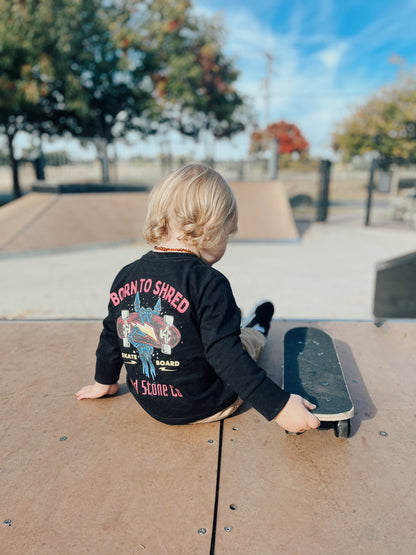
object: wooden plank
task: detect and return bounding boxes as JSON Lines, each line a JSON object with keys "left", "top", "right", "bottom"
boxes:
{"left": 216, "top": 321, "right": 416, "bottom": 554}
{"left": 0, "top": 322, "right": 219, "bottom": 554}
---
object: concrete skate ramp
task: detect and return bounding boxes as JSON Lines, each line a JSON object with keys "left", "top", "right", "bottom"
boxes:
{"left": 0, "top": 181, "right": 297, "bottom": 252}
{"left": 2, "top": 320, "right": 415, "bottom": 553}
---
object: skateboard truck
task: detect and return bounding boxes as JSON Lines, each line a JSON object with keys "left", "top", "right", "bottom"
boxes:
{"left": 160, "top": 315, "right": 174, "bottom": 355}
{"left": 121, "top": 310, "right": 131, "bottom": 347}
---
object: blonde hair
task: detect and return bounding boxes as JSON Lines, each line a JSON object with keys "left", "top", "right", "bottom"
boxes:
{"left": 143, "top": 164, "right": 238, "bottom": 248}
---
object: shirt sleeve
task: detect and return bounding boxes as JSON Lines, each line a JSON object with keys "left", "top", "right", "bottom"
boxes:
{"left": 197, "top": 273, "right": 290, "bottom": 421}
{"left": 94, "top": 302, "right": 124, "bottom": 385}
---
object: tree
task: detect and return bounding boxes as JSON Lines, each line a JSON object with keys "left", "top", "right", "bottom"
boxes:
{"left": 42, "top": 0, "right": 160, "bottom": 182}
{"left": 144, "top": 0, "right": 249, "bottom": 141}
{"left": 0, "top": 0, "right": 54, "bottom": 197}
{"left": 57, "top": 0, "right": 247, "bottom": 177}
{"left": 249, "top": 120, "right": 309, "bottom": 156}
{"left": 1, "top": 0, "right": 247, "bottom": 193}
{"left": 332, "top": 75, "right": 416, "bottom": 163}
{"left": 0, "top": 0, "right": 161, "bottom": 190}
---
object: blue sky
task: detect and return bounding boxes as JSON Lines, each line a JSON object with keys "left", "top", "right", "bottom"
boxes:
{"left": 194, "top": 0, "right": 416, "bottom": 157}
{"left": 17, "top": 0, "right": 416, "bottom": 161}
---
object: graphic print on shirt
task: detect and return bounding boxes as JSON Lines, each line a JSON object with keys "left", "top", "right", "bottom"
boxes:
{"left": 116, "top": 292, "right": 181, "bottom": 380}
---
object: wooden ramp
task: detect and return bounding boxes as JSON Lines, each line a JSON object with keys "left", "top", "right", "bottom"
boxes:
{"left": 2, "top": 320, "right": 415, "bottom": 553}
{"left": 0, "top": 193, "right": 150, "bottom": 252}
{"left": 0, "top": 181, "right": 297, "bottom": 252}
{"left": 0, "top": 321, "right": 219, "bottom": 553}
{"left": 217, "top": 321, "right": 416, "bottom": 553}
{"left": 230, "top": 180, "right": 298, "bottom": 241}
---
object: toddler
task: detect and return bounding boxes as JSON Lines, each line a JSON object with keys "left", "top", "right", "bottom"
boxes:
{"left": 77, "top": 164, "right": 319, "bottom": 433}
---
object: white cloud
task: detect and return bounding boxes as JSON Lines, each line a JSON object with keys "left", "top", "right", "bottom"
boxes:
{"left": 193, "top": 1, "right": 384, "bottom": 157}
{"left": 317, "top": 41, "right": 349, "bottom": 71}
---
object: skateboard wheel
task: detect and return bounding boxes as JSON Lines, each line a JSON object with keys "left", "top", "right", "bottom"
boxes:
{"left": 161, "top": 344, "right": 171, "bottom": 355}
{"left": 334, "top": 419, "right": 351, "bottom": 438}
{"left": 164, "top": 315, "right": 174, "bottom": 326}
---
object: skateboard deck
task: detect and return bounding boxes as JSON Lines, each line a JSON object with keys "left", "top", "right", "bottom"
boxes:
{"left": 283, "top": 327, "right": 354, "bottom": 437}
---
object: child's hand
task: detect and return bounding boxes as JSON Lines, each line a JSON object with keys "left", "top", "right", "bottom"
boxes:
{"left": 274, "top": 394, "right": 320, "bottom": 433}
{"left": 76, "top": 381, "right": 119, "bottom": 400}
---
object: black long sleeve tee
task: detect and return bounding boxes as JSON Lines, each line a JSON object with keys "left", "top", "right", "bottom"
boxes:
{"left": 95, "top": 251, "right": 289, "bottom": 424}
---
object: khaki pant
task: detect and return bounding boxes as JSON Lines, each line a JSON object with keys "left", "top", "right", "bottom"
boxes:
{"left": 191, "top": 327, "right": 267, "bottom": 424}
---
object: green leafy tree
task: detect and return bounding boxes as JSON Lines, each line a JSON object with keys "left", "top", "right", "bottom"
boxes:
{"left": 45, "top": 0, "right": 247, "bottom": 178}
{"left": 146, "top": 0, "right": 249, "bottom": 140}
{"left": 333, "top": 75, "right": 416, "bottom": 163}
{"left": 1, "top": 0, "right": 247, "bottom": 194}
{"left": 0, "top": 0, "right": 158, "bottom": 191}
{"left": 40, "top": 0, "right": 159, "bottom": 183}
{"left": 0, "top": 0, "right": 53, "bottom": 197}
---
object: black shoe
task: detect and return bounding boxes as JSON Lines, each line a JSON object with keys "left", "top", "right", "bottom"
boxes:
{"left": 241, "top": 301, "right": 274, "bottom": 336}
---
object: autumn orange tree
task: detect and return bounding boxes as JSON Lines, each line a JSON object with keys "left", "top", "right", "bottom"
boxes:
{"left": 250, "top": 120, "right": 309, "bottom": 156}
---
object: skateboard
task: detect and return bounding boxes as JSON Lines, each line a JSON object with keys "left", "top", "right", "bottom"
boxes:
{"left": 283, "top": 327, "right": 354, "bottom": 438}
{"left": 117, "top": 309, "right": 180, "bottom": 355}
